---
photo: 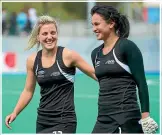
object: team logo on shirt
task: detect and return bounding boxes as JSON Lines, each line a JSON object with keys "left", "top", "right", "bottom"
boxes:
{"left": 105, "top": 60, "right": 115, "bottom": 65}
{"left": 38, "top": 70, "right": 45, "bottom": 75}
{"left": 37, "top": 70, "right": 45, "bottom": 78}
{"left": 95, "top": 61, "right": 100, "bottom": 68}
{"left": 50, "top": 71, "right": 61, "bottom": 76}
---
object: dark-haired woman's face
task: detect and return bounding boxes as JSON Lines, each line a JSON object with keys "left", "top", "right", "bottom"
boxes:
{"left": 92, "top": 13, "right": 113, "bottom": 40}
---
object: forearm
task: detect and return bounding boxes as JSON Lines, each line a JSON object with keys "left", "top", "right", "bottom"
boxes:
{"left": 82, "top": 69, "right": 97, "bottom": 81}
{"left": 13, "top": 90, "right": 34, "bottom": 116}
{"left": 86, "top": 72, "right": 97, "bottom": 81}
{"left": 76, "top": 64, "right": 97, "bottom": 81}
{"left": 138, "top": 84, "right": 150, "bottom": 113}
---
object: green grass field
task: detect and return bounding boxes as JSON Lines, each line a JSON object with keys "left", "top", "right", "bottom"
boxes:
{"left": 2, "top": 74, "right": 160, "bottom": 133}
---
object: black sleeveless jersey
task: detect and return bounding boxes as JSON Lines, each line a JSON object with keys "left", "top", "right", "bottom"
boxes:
{"left": 91, "top": 38, "right": 149, "bottom": 116}
{"left": 33, "top": 46, "right": 76, "bottom": 125}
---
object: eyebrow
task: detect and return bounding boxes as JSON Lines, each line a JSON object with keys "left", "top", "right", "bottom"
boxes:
{"left": 41, "top": 29, "right": 57, "bottom": 32}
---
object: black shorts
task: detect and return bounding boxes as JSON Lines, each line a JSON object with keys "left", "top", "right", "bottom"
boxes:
{"left": 36, "top": 122, "right": 77, "bottom": 133}
{"left": 92, "top": 110, "right": 144, "bottom": 133}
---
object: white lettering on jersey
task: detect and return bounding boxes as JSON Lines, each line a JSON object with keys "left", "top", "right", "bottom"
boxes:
{"left": 50, "top": 71, "right": 60, "bottom": 76}
{"left": 52, "top": 131, "right": 62, "bottom": 134}
{"left": 105, "top": 60, "right": 115, "bottom": 64}
{"left": 37, "top": 70, "right": 45, "bottom": 78}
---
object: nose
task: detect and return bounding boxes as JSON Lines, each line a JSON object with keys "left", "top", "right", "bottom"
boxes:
{"left": 47, "top": 34, "right": 52, "bottom": 39}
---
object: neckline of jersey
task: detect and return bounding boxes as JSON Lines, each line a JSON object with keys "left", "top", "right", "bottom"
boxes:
{"left": 100, "top": 37, "right": 121, "bottom": 57}
{"left": 40, "top": 46, "right": 59, "bottom": 69}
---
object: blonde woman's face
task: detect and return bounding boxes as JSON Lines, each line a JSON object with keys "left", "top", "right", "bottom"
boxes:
{"left": 38, "top": 23, "right": 58, "bottom": 50}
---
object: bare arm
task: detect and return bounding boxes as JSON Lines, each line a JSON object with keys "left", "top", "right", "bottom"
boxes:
{"left": 71, "top": 50, "right": 97, "bottom": 81}
{"left": 5, "top": 54, "right": 36, "bottom": 129}
{"left": 13, "top": 55, "right": 36, "bottom": 115}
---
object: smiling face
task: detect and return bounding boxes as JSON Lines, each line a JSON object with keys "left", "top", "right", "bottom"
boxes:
{"left": 37, "top": 23, "right": 58, "bottom": 51}
{"left": 92, "top": 13, "right": 115, "bottom": 40}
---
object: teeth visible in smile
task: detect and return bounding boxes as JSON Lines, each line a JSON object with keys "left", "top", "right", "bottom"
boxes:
{"left": 46, "top": 41, "right": 53, "bottom": 44}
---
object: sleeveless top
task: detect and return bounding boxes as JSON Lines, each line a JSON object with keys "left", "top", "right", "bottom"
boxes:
{"left": 33, "top": 46, "right": 76, "bottom": 125}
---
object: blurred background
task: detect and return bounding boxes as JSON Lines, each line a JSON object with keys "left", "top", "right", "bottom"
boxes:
{"left": 2, "top": 1, "right": 160, "bottom": 134}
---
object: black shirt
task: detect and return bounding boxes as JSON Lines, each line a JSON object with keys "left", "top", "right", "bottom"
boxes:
{"left": 91, "top": 38, "right": 149, "bottom": 116}
{"left": 33, "top": 46, "right": 76, "bottom": 125}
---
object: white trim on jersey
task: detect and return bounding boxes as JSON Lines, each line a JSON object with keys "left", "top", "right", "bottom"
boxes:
{"left": 35, "top": 64, "right": 38, "bottom": 76}
{"left": 113, "top": 49, "right": 132, "bottom": 74}
{"left": 57, "top": 60, "right": 75, "bottom": 83}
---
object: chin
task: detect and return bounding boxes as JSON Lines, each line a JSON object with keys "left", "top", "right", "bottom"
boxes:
{"left": 46, "top": 46, "right": 55, "bottom": 50}
{"left": 96, "top": 34, "right": 103, "bottom": 40}
{"left": 45, "top": 43, "right": 56, "bottom": 49}
{"left": 44, "top": 45, "right": 55, "bottom": 50}
{"left": 97, "top": 37, "right": 103, "bottom": 40}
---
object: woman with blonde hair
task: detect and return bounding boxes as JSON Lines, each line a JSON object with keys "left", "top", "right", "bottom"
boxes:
{"left": 5, "top": 15, "right": 96, "bottom": 133}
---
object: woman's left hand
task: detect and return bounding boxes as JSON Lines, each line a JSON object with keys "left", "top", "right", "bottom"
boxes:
{"left": 141, "top": 116, "right": 158, "bottom": 134}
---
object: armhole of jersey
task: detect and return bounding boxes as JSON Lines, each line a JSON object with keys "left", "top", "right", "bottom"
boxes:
{"left": 56, "top": 46, "right": 76, "bottom": 74}
{"left": 56, "top": 46, "right": 75, "bottom": 82}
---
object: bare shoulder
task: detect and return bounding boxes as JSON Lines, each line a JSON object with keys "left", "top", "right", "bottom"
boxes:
{"left": 63, "top": 47, "right": 78, "bottom": 60}
{"left": 63, "top": 48, "right": 72, "bottom": 59}
{"left": 26, "top": 52, "right": 37, "bottom": 69}
{"left": 62, "top": 47, "right": 81, "bottom": 67}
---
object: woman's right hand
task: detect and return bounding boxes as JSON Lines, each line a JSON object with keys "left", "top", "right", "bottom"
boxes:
{"left": 5, "top": 112, "right": 17, "bottom": 129}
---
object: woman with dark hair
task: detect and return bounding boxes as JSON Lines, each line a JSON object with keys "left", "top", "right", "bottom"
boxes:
{"left": 90, "top": 5, "right": 158, "bottom": 134}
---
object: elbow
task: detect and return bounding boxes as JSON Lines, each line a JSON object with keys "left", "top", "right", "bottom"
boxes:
{"left": 23, "top": 88, "right": 35, "bottom": 99}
